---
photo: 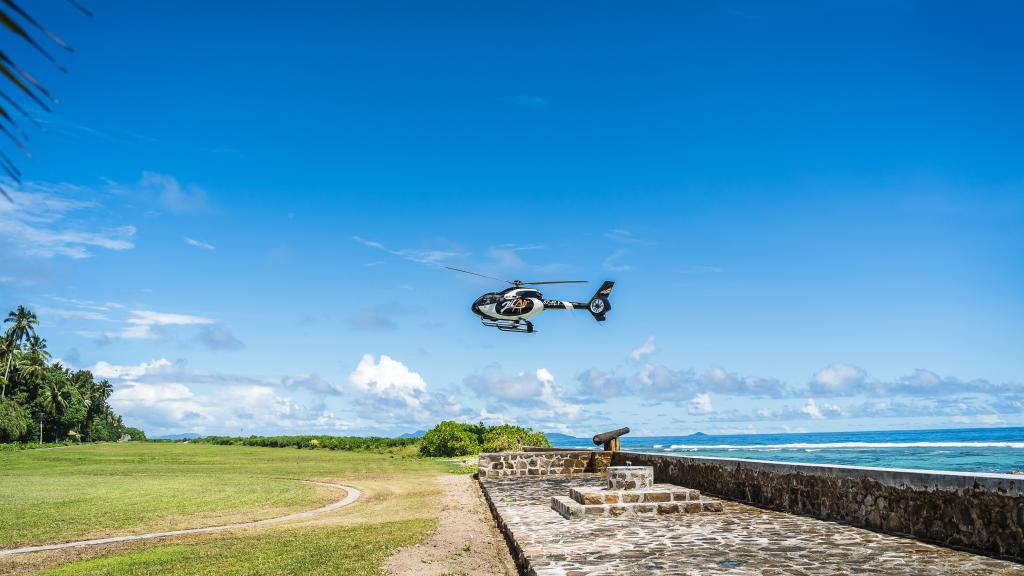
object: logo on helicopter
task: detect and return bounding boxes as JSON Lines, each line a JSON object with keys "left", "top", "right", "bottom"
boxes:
{"left": 499, "top": 298, "right": 532, "bottom": 315}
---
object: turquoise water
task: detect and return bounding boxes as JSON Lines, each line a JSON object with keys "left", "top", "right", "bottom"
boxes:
{"left": 548, "top": 427, "right": 1024, "bottom": 474}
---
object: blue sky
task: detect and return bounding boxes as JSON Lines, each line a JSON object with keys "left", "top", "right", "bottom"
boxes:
{"left": 1, "top": 0, "right": 1022, "bottom": 437}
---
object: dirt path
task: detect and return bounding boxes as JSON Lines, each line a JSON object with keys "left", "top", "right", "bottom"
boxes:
{"left": 0, "top": 481, "right": 360, "bottom": 558}
{"left": 384, "top": 474, "right": 517, "bottom": 576}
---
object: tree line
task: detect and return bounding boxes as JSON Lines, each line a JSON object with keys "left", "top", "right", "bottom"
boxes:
{"left": 0, "top": 306, "right": 144, "bottom": 444}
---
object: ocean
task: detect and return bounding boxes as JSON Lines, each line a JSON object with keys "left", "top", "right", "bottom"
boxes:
{"left": 547, "top": 426, "right": 1024, "bottom": 474}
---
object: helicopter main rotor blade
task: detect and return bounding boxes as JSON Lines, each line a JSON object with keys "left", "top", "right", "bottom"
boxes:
{"left": 444, "top": 266, "right": 513, "bottom": 285}
{"left": 523, "top": 280, "right": 589, "bottom": 285}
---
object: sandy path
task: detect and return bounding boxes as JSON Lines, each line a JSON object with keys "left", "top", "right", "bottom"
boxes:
{"left": 384, "top": 474, "right": 517, "bottom": 576}
{"left": 0, "top": 480, "right": 360, "bottom": 558}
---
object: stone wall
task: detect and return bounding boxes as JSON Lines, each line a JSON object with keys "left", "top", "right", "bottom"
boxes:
{"left": 612, "top": 451, "right": 1024, "bottom": 560}
{"left": 478, "top": 450, "right": 611, "bottom": 478}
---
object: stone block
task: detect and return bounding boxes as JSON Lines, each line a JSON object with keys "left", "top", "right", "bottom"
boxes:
{"left": 608, "top": 505, "right": 628, "bottom": 516}
{"left": 701, "top": 501, "right": 724, "bottom": 513}
{"left": 658, "top": 502, "right": 680, "bottom": 514}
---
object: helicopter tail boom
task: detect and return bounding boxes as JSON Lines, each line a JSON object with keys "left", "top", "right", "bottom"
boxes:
{"left": 543, "top": 281, "right": 614, "bottom": 321}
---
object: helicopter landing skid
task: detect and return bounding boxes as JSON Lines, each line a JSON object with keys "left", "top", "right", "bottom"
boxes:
{"left": 481, "top": 318, "right": 535, "bottom": 333}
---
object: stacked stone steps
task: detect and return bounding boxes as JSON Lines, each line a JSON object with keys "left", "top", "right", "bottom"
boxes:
{"left": 551, "top": 466, "right": 723, "bottom": 520}
{"left": 552, "top": 483, "right": 723, "bottom": 519}
{"left": 570, "top": 485, "right": 701, "bottom": 505}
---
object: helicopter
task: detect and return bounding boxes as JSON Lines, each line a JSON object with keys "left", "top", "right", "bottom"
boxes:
{"left": 446, "top": 267, "right": 614, "bottom": 333}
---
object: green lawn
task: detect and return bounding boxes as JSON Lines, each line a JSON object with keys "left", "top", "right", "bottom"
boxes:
{"left": 36, "top": 520, "right": 437, "bottom": 576}
{"left": 0, "top": 443, "right": 451, "bottom": 555}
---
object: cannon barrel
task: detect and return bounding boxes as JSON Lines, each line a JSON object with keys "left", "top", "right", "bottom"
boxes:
{"left": 592, "top": 427, "right": 630, "bottom": 446}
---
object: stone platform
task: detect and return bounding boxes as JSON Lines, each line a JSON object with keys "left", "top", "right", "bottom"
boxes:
{"left": 552, "top": 484, "right": 722, "bottom": 519}
{"left": 481, "top": 473, "right": 1024, "bottom": 575}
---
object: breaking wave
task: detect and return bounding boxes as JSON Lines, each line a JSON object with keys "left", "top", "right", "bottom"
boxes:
{"left": 663, "top": 441, "right": 1024, "bottom": 450}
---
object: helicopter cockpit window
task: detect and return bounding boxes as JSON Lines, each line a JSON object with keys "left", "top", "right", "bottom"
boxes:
{"left": 475, "top": 293, "right": 500, "bottom": 305}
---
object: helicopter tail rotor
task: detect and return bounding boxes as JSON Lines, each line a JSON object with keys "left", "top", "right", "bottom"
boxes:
{"left": 586, "top": 281, "right": 614, "bottom": 322}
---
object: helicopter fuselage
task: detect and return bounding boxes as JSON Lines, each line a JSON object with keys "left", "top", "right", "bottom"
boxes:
{"left": 464, "top": 279, "right": 614, "bottom": 333}
{"left": 472, "top": 287, "right": 547, "bottom": 321}
{"left": 472, "top": 287, "right": 589, "bottom": 320}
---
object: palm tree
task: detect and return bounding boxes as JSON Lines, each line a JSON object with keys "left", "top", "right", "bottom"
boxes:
{"left": 14, "top": 350, "right": 45, "bottom": 389}
{"left": 38, "top": 369, "right": 69, "bottom": 421}
{"left": 26, "top": 334, "right": 49, "bottom": 361}
{"left": 0, "top": 1, "right": 91, "bottom": 202}
{"left": 3, "top": 305, "right": 38, "bottom": 397}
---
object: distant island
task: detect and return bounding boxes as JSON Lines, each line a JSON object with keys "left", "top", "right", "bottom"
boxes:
{"left": 544, "top": 432, "right": 580, "bottom": 441}
{"left": 398, "top": 430, "right": 426, "bottom": 439}
{"left": 152, "top": 433, "right": 203, "bottom": 440}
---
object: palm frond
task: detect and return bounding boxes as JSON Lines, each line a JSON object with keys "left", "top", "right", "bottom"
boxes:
{"left": 0, "top": 0, "right": 88, "bottom": 202}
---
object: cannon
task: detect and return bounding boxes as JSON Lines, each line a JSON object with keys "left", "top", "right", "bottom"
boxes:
{"left": 592, "top": 427, "right": 629, "bottom": 452}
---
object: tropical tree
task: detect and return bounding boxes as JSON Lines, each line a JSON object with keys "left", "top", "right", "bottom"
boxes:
{"left": 3, "top": 305, "right": 38, "bottom": 397}
{"left": 0, "top": 306, "right": 138, "bottom": 443}
{"left": 38, "top": 367, "right": 70, "bottom": 420}
{"left": 26, "top": 334, "right": 49, "bottom": 360}
{"left": 0, "top": 0, "right": 91, "bottom": 202}
{"left": 14, "top": 348, "right": 45, "bottom": 390}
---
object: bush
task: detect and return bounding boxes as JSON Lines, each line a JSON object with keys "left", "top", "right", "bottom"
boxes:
{"left": 419, "top": 421, "right": 480, "bottom": 457}
{"left": 0, "top": 400, "right": 30, "bottom": 443}
{"left": 193, "top": 435, "right": 417, "bottom": 453}
{"left": 481, "top": 424, "right": 549, "bottom": 453}
{"left": 122, "top": 427, "right": 146, "bottom": 441}
{"left": 419, "top": 421, "right": 549, "bottom": 456}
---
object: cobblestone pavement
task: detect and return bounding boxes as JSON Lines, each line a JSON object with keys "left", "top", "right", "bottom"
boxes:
{"left": 481, "top": 474, "right": 1024, "bottom": 575}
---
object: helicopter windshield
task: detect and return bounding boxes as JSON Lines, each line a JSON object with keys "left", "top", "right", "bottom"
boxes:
{"left": 474, "top": 293, "right": 501, "bottom": 306}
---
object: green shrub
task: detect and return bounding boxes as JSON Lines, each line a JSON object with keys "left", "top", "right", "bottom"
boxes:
{"left": 193, "top": 435, "right": 418, "bottom": 453}
{"left": 418, "top": 421, "right": 549, "bottom": 456}
{"left": 0, "top": 400, "right": 30, "bottom": 443}
{"left": 481, "top": 424, "right": 549, "bottom": 453}
{"left": 418, "top": 421, "right": 480, "bottom": 457}
{"left": 122, "top": 427, "right": 147, "bottom": 441}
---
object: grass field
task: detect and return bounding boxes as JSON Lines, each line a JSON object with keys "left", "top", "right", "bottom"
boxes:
{"left": 0, "top": 443, "right": 460, "bottom": 575}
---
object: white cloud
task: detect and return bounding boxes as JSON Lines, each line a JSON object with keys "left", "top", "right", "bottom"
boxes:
{"left": 575, "top": 369, "right": 628, "bottom": 399}
{"left": 810, "top": 363, "right": 868, "bottom": 396}
{"left": 110, "top": 382, "right": 350, "bottom": 436}
{"left": 184, "top": 237, "right": 215, "bottom": 251}
{"left": 629, "top": 336, "right": 656, "bottom": 362}
{"left": 91, "top": 358, "right": 174, "bottom": 380}
{"left": 465, "top": 365, "right": 547, "bottom": 403}
{"left": 704, "top": 367, "right": 787, "bottom": 398}
{"left": 36, "top": 307, "right": 109, "bottom": 322}
{"left": 527, "top": 368, "right": 583, "bottom": 433}
{"left": 352, "top": 236, "right": 462, "bottom": 266}
{"left": 95, "top": 358, "right": 350, "bottom": 436}
{"left": 798, "top": 398, "right": 844, "bottom": 419}
{"left": 602, "top": 249, "right": 632, "bottom": 273}
{"left": 604, "top": 229, "right": 653, "bottom": 245}
{"left": 631, "top": 364, "right": 700, "bottom": 399}
{"left": 122, "top": 309, "right": 214, "bottom": 339}
{"left": 0, "top": 182, "right": 136, "bottom": 259}
{"left": 800, "top": 399, "right": 823, "bottom": 419}
{"left": 200, "top": 324, "right": 244, "bottom": 351}
{"left": 348, "top": 354, "right": 427, "bottom": 410}
{"left": 464, "top": 365, "right": 583, "bottom": 433}
{"left": 139, "top": 172, "right": 210, "bottom": 214}
{"left": 687, "top": 393, "right": 713, "bottom": 415}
